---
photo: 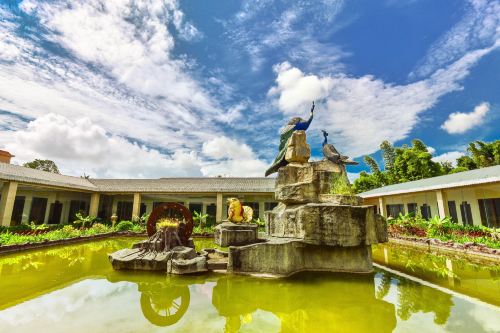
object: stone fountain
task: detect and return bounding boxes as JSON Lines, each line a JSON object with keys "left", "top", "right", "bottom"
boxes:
{"left": 222, "top": 129, "right": 388, "bottom": 277}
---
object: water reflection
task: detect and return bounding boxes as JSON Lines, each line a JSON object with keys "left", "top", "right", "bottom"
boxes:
{"left": 373, "top": 243, "right": 500, "bottom": 306}
{"left": 376, "top": 270, "right": 453, "bottom": 325}
{"left": 212, "top": 273, "right": 397, "bottom": 333}
{"left": 0, "top": 238, "right": 498, "bottom": 333}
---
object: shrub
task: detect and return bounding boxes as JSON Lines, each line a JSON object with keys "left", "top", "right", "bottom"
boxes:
{"left": 331, "top": 172, "right": 354, "bottom": 195}
{"left": 115, "top": 220, "right": 134, "bottom": 231}
{"left": 72, "top": 213, "right": 96, "bottom": 229}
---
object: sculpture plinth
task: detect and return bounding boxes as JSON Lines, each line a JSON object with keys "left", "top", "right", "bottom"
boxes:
{"left": 227, "top": 131, "right": 388, "bottom": 277}
{"left": 215, "top": 222, "right": 258, "bottom": 247}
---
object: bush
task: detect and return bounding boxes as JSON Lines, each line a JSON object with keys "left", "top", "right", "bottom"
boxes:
{"left": 115, "top": 220, "right": 134, "bottom": 231}
{"left": 388, "top": 213, "right": 500, "bottom": 249}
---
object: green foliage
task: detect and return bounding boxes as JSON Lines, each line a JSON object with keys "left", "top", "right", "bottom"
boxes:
{"left": 388, "top": 214, "right": 500, "bottom": 249}
{"left": 330, "top": 172, "right": 354, "bottom": 195}
{"left": 139, "top": 213, "right": 150, "bottom": 225}
{"left": 467, "top": 140, "right": 500, "bottom": 168}
{"left": 193, "top": 211, "right": 209, "bottom": 228}
{"left": 192, "top": 225, "right": 215, "bottom": 234}
{"left": 0, "top": 222, "right": 143, "bottom": 246}
{"left": 253, "top": 218, "right": 266, "bottom": 231}
{"left": 353, "top": 139, "right": 500, "bottom": 193}
{"left": 115, "top": 220, "right": 134, "bottom": 231}
{"left": 23, "top": 159, "right": 60, "bottom": 174}
{"left": 72, "top": 213, "right": 96, "bottom": 229}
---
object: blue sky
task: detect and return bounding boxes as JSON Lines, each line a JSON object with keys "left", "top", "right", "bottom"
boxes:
{"left": 0, "top": 0, "right": 498, "bottom": 178}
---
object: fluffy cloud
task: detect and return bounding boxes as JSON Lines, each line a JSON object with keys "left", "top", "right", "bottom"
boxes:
{"left": 0, "top": 0, "right": 267, "bottom": 177}
{"left": 440, "top": 102, "right": 490, "bottom": 134}
{"left": 201, "top": 137, "right": 269, "bottom": 177}
{"left": 268, "top": 42, "right": 497, "bottom": 157}
{"left": 4, "top": 114, "right": 267, "bottom": 178}
{"left": 432, "top": 151, "right": 464, "bottom": 166}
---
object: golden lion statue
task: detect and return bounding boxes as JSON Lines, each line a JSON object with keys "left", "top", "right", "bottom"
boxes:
{"left": 227, "top": 198, "right": 253, "bottom": 223}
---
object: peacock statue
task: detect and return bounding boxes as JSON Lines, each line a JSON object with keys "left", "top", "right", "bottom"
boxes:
{"left": 321, "top": 130, "right": 358, "bottom": 166}
{"left": 265, "top": 102, "right": 315, "bottom": 177}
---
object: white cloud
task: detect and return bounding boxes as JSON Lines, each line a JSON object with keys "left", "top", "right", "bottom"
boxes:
{"left": 410, "top": 0, "right": 500, "bottom": 78}
{"left": 227, "top": 0, "right": 347, "bottom": 73}
{"left": 268, "top": 41, "right": 497, "bottom": 158}
{"left": 201, "top": 137, "right": 268, "bottom": 177}
{"left": 4, "top": 114, "right": 267, "bottom": 178}
{"left": 440, "top": 102, "right": 490, "bottom": 134}
{"left": 0, "top": 0, "right": 271, "bottom": 178}
{"left": 427, "top": 146, "right": 436, "bottom": 154}
{"left": 432, "top": 151, "right": 463, "bottom": 166}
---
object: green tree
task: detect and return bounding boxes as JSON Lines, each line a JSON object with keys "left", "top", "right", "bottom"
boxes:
{"left": 467, "top": 140, "right": 500, "bottom": 168}
{"left": 392, "top": 139, "right": 442, "bottom": 182}
{"left": 23, "top": 159, "right": 60, "bottom": 174}
{"left": 456, "top": 155, "right": 477, "bottom": 170}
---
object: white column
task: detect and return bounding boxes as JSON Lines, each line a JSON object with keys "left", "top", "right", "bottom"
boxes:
{"left": 22, "top": 195, "right": 33, "bottom": 224}
{"left": 378, "top": 197, "right": 387, "bottom": 217}
{"left": 436, "top": 190, "right": 447, "bottom": 219}
{"left": 44, "top": 193, "right": 56, "bottom": 224}
{"left": 258, "top": 201, "right": 265, "bottom": 220}
{"left": 216, "top": 193, "right": 223, "bottom": 223}
{"left": 89, "top": 193, "right": 100, "bottom": 217}
{"left": 111, "top": 197, "right": 118, "bottom": 215}
{"left": 0, "top": 181, "right": 18, "bottom": 226}
{"left": 132, "top": 193, "right": 141, "bottom": 219}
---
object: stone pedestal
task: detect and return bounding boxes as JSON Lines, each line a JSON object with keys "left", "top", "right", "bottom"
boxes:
{"left": 215, "top": 222, "right": 258, "bottom": 247}
{"left": 228, "top": 239, "right": 373, "bottom": 276}
{"left": 285, "top": 130, "right": 310, "bottom": 163}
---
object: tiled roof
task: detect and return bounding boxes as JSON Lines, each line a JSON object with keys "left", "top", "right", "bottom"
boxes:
{"left": 0, "top": 163, "right": 96, "bottom": 191}
{"left": 0, "top": 163, "right": 276, "bottom": 193}
{"left": 359, "top": 165, "right": 500, "bottom": 198}
{"left": 90, "top": 178, "right": 275, "bottom": 193}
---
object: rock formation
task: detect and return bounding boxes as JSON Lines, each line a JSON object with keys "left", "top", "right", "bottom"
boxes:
{"left": 227, "top": 130, "right": 388, "bottom": 276}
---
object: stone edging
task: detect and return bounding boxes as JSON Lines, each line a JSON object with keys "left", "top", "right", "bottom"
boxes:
{"left": 388, "top": 236, "right": 500, "bottom": 262}
{"left": 0, "top": 232, "right": 147, "bottom": 255}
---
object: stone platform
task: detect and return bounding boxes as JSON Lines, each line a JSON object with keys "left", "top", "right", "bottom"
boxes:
{"left": 109, "top": 246, "right": 207, "bottom": 274}
{"left": 227, "top": 237, "right": 373, "bottom": 277}
{"left": 214, "top": 222, "right": 259, "bottom": 247}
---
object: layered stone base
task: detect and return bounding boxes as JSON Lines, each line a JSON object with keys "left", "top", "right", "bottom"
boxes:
{"left": 227, "top": 238, "right": 373, "bottom": 277}
{"left": 109, "top": 246, "right": 207, "bottom": 274}
{"left": 267, "top": 203, "right": 387, "bottom": 246}
{"left": 215, "top": 222, "right": 258, "bottom": 247}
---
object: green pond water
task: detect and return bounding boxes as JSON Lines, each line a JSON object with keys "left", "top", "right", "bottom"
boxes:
{"left": 0, "top": 238, "right": 498, "bottom": 333}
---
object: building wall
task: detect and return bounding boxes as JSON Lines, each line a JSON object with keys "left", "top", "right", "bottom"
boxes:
{"left": 362, "top": 182, "right": 500, "bottom": 227}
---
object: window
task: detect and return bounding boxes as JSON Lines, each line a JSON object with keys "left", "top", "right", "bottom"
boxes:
{"left": 407, "top": 203, "right": 418, "bottom": 216}
{"left": 48, "top": 201, "right": 63, "bottom": 224}
{"left": 11, "top": 196, "right": 25, "bottom": 226}
{"left": 189, "top": 203, "right": 203, "bottom": 216}
{"left": 478, "top": 198, "right": 500, "bottom": 228}
{"left": 245, "top": 202, "right": 259, "bottom": 220}
{"left": 68, "top": 200, "right": 88, "bottom": 222}
{"left": 98, "top": 195, "right": 113, "bottom": 219}
{"left": 447, "top": 201, "right": 458, "bottom": 223}
{"left": 460, "top": 201, "right": 473, "bottom": 226}
{"left": 116, "top": 201, "right": 133, "bottom": 221}
{"left": 265, "top": 202, "right": 278, "bottom": 211}
{"left": 140, "top": 203, "right": 147, "bottom": 216}
{"left": 30, "top": 197, "right": 48, "bottom": 224}
{"left": 206, "top": 204, "right": 216, "bottom": 225}
{"left": 386, "top": 204, "right": 404, "bottom": 218}
{"left": 420, "top": 204, "right": 431, "bottom": 219}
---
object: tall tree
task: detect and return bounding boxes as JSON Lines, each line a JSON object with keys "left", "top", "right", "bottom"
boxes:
{"left": 23, "top": 159, "right": 60, "bottom": 174}
{"left": 467, "top": 140, "right": 500, "bottom": 168}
